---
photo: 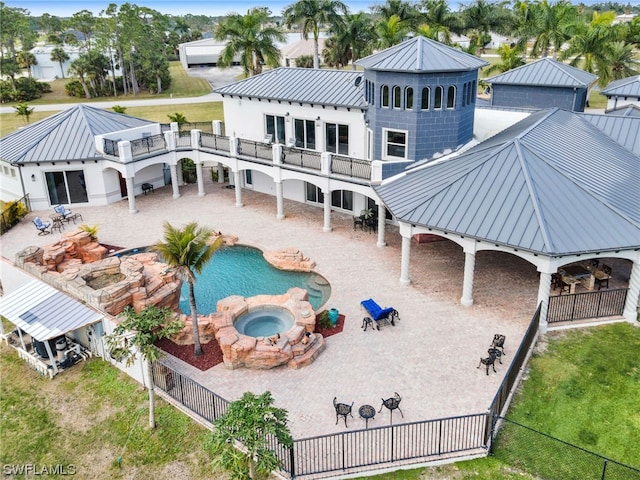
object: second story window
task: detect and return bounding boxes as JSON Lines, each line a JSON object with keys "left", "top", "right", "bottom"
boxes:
{"left": 266, "top": 114, "right": 285, "bottom": 144}
{"left": 435, "top": 86, "right": 443, "bottom": 109}
{"left": 405, "top": 87, "right": 413, "bottom": 110}
{"left": 421, "top": 87, "right": 430, "bottom": 110}
{"left": 393, "top": 86, "right": 401, "bottom": 109}
{"left": 326, "top": 123, "right": 349, "bottom": 155}
{"left": 447, "top": 85, "right": 456, "bottom": 109}
{"left": 294, "top": 119, "right": 316, "bottom": 149}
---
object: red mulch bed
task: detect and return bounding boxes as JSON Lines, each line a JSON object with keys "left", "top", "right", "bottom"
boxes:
{"left": 155, "top": 337, "right": 224, "bottom": 371}
{"left": 155, "top": 313, "right": 345, "bottom": 371}
{"left": 314, "top": 313, "right": 346, "bottom": 338}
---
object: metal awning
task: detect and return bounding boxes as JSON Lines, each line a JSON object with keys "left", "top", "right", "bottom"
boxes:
{"left": 0, "top": 280, "right": 103, "bottom": 341}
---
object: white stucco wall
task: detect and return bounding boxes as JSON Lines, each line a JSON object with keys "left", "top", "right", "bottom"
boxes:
{"left": 606, "top": 96, "right": 640, "bottom": 111}
{"left": 0, "top": 162, "right": 24, "bottom": 202}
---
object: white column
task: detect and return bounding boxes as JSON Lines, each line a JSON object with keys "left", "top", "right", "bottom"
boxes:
{"left": 176, "top": 159, "right": 184, "bottom": 185}
{"left": 196, "top": 162, "right": 205, "bottom": 196}
{"left": 275, "top": 181, "right": 284, "bottom": 220}
{"left": 169, "top": 164, "right": 180, "bottom": 199}
{"left": 376, "top": 204, "right": 386, "bottom": 248}
{"left": 461, "top": 251, "right": 476, "bottom": 306}
{"left": 537, "top": 271, "right": 553, "bottom": 333}
{"left": 234, "top": 170, "right": 243, "bottom": 207}
{"left": 323, "top": 191, "right": 332, "bottom": 232}
{"left": 400, "top": 234, "right": 411, "bottom": 286}
{"left": 623, "top": 259, "right": 640, "bottom": 323}
{"left": 125, "top": 176, "right": 137, "bottom": 214}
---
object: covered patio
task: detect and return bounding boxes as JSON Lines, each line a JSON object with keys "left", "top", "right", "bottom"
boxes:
{"left": 0, "top": 279, "right": 103, "bottom": 378}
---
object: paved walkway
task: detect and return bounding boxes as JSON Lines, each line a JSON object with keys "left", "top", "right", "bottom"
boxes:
{"left": 1, "top": 181, "right": 540, "bottom": 438}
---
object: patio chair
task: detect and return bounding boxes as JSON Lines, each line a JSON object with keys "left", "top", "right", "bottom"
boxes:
{"left": 54, "top": 204, "right": 72, "bottom": 219}
{"left": 360, "top": 298, "right": 399, "bottom": 329}
{"left": 333, "top": 397, "right": 354, "bottom": 427}
{"left": 33, "top": 217, "right": 51, "bottom": 235}
{"left": 594, "top": 264, "right": 612, "bottom": 290}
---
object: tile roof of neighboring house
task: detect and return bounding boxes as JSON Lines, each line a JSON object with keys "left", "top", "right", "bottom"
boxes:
{"left": 0, "top": 104, "right": 153, "bottom": 165}
{"left": 213, "top": 67, "right": 366, "bottom": 108}
{"left": 486, "top": 57, "right": 597, "bottom": 88}
{"left": 355, "top": 36, "right": 488, "bottom": 72}
{"left": 580, "top": 112, "right": 640, "bottom": 155}
{"left": 600, "top": 75, "right": 640, "bottom": 97}
{"left": 375, "top": 108, "right": 640, "bottom": 256}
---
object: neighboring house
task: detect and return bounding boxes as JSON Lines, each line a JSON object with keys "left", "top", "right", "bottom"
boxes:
{"left": 601, "top": 75, "right": 640, "bottom": 112}
{"left": 280, "top": 37, "right": 326, "bottom": 67}
{"left": 485, "top": 57, "right": 598, "bottom": 112}
{"left": 178, "top": 38, "right": 241, "bottom": 69}
{"left": 29, "top": 45, "right": 82, "bottom": 80}
{"left": 2, "top": 36, "right": 638, "bottom": 329}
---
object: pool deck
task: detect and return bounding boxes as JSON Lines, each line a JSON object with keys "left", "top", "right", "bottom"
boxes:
{"left": 1, "top": 181, "right": 541, "bottom": 439}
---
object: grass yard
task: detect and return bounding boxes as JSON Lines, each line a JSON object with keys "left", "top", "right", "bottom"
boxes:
{"left": 0, "top": 344, "right": 223, "bottom": 480}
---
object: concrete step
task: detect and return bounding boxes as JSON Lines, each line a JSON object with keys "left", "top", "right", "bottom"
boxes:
{"left": 288, "top": 334, "right": 325, "bottom": 369}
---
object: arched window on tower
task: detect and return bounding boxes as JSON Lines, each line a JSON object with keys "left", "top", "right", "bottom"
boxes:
{"left": 435, "top": 86, "right": 443, "bottom": 109}
{"left": 462, "top": 83, "right": 467, "bottom": 107}
{"left": 405, "top": 87, "right": 413, "bottom": 110}
{"left": 421, "top": 87, "right": 430, "bottom": 110}
{"left": 393, "top": 86, "right": 401, "bottom": 108}
{"left": 447, "top": 85, "right": 456, "bottom": 109}
{"left": 381, "top": 85, "right": 389, "bottom": 107}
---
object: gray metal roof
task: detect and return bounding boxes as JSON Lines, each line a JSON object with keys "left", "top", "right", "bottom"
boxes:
{"left": 605, "top": 104, "right": 640, "bottom": 117}
{"left": 356, "top": 37, "right": 488, "bottom": 72}
{"left": 0, "top": 280, "right": 103, "bottom": 341}
{"left": 0, "top": 104, "right": 154, "bottom": 165}
{"left": 601, "top": 75, "right": 640, "bottom": 97}
{"left": 375, "top": 108, "right": 640, "bottom": 256}
{"left": 213, "top": 67, "right": 366, "bottom": 109}
{"left": 580, "top": 112, "right": 640, "bottom": 155}
{"left": 486, "top": 57, "right": 597, "bottom": 88}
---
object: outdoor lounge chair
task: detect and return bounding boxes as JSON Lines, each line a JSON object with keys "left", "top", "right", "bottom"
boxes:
{"left": 360, "top": 298, "right": 399, "bottom": 329}
{"left": 33, "top": 217, "right": 51, "bottom": 235}
{"left": 54, "top": 204, "right": 72, "bottom": 219}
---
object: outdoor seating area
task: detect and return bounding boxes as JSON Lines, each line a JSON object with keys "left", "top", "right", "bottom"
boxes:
{"left": 352, "top": 211, "right": 378, "bottom": 233}
{"left": 53, "top": 204, "right": 83, "bottom": 224}
{"left": 360, "top": 298, "right": 399, "bottom": 330}
{"left": 552, "top": 261, "right": 615, "bottom": 295}
{"left": 334, "top": 393, "right": 403, "bottom": 428}
{"left": 32, "top": 216, "right": 51, "bottom": 235}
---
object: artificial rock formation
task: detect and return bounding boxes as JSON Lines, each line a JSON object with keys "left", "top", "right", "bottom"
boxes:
{"left": 263, "top": 248, "right": 316, "bottom": 272}
{"left": 15, "top": 231, "right": 182, "bottom": 316}
{"left": 204, "top": 287, "right": 325, "bottom": 370}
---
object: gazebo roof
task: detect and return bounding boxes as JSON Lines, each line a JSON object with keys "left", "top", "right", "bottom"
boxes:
{"left": 485, "top": 57, "right": 597, "bottom": 88}
{"left": 0, "top": 104, "right": 154, "bottom": 165}
{"left": 375, "top": 108, "right": 640, "bottom": 256}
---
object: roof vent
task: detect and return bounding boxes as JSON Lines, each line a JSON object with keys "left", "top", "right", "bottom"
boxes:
{"left": 354, "top": 77, "right": 362, "bottom": 87}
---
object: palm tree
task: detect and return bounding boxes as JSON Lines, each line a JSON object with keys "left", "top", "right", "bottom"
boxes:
{"left": 376, "top": 14, "right": 409, "bottom": 49}
{"left": 598, "top": 41, "right": 639, "bottom": 88}
{"left": 214, "top": 7, "right": 285, "bottom": 77}
{"left": 322, "top": 36, "right": 351, "bottom": 68}
{"left": 283, "top": 0, "right": 349, "bottom": 69}
{"left": 416, "top": 0, "right": 462, "bottom": 44}
{"left": 153, "top": 222, "right": 223, "bottom": 357}
{"left": 167, "top": 112, "right": 188, "bottom": 124}
{"left": 16, "top": 51, "right": 36, "bottom": 78}
{"left": 484, "top": 44, "right": 526, "bottom": 75}
{"left": 14, "top": 102, "right": 34, "bottom": 124}
{"left": 106, "top": 305, "right": 184, "bottom": 428}
{"left": 528, "top": 0, "right": 576, "bottom": 59}
{"left": 50, "top": 46, "right": 69, "bottom": 79}
{"left": 328, "top": 12, "right": 375, "bottom": 69}
{"left": 373, "top": 0, "right": 420, "bottom": 29}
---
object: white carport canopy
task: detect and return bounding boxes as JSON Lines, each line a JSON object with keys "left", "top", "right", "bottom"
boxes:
{"left": 0, "top": 280, "right": 103, "bottom": 341}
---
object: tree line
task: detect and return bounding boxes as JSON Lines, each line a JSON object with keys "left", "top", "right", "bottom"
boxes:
{"left": 1, "top": 0, "right": 638, "bottom": 103}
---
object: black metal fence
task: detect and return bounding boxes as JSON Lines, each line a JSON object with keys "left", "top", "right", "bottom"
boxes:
{"left": 1, "top": 194, "right": 30, "bottom": 235}
{"left": 330, "top": 155, "right": 372, "bottom": 180}
{"left": 281, "top": 147, "right": 322, "bottom": 170}
{"left": 103, "top": 138, "right": 119, "bottom": 157}
{"left": 548, "top": 289, "right": 628, "bottom": 323}
{"left": 130, "top": 134, "right": 167, "bottom": 157}
{"left": 487, "top": 304, "right": 540, "bottom": 433}
{"left": 493, "top": 417, "right": 640, "bottom": 480}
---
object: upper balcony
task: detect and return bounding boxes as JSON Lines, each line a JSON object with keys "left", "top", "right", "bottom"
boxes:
{"left": 97, "top": 121, "right": 413, "bottom": 183}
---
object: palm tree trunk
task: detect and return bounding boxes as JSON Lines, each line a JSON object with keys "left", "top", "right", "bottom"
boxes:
{"left": 188, "top": 281, "right": 203, "bottom": 356}
{"left": 146, "top": 360, "right": 156, "bottom": 428}
{"left": 313, "top": 37, "right": 320, "bottom": 69}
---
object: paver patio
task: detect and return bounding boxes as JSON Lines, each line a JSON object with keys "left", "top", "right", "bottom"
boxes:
{"left": 1, "top": 179, "right": 540, "bottom": 438}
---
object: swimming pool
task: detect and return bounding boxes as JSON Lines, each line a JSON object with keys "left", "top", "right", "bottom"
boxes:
{"left": 178, "top": 245, "right": 330, "bottom": 315}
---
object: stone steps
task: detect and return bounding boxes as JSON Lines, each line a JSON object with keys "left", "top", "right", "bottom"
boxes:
{"left": 288, "top": 334, "right": 325, "bottom": 369}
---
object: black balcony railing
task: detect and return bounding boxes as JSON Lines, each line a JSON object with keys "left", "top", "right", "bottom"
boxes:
{"left": 331, "top": 154, "right": 372, "bottom": 180}
{"left": 281, "top": 147, "right": 322, "bottom": 170}
{"left": 103, "top": 138, "right": 119, "bottom": 157}
{"left": 237, "top": 138, "right": 273, "bottom": 161}
{"left": 547, "top": 288, "right": 627, "bottom": 323}
{"left": 130, "top": 134, "right": 167, "bottom": 157}
{"left": 200, "top": 133, "right": 231, "bottom": 153}
{"left": 175, "top": 131, "right": 192, "bottom": 148}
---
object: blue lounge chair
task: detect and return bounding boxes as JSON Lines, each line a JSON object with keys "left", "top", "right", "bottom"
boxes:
{"left": 54, "top": 204, "right": 72, "bottom": 219}
{"left": 361, "top": 298, "right": 399, "bottom": 329}
{"left": 33, "top": 217, "right": 51, "bottom": 235}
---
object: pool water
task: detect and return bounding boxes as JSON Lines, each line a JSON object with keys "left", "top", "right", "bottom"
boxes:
{"left": 234, "top": 308, "right": 295, "bottom": 337}
{"left": 179, "top": 245, "right": 330, "bottom": 315}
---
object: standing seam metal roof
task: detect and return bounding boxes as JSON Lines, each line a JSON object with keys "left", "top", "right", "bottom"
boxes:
{"left": 0, "top": 104, "right": 154, "bottom": 165}
{"left": 601, "top": 75, "right": 640, "bottom": 97}
{"left": 375, "top": 108, "right": 640, "bottom": 256}
{"left": 355, "top": 36, "right": 488, "bottom": 72}
{"left": 485, "top": 57, "right": 597, "bottom": 87}
{"left": 213, "top": 68, "right": 366, "bottom": 108}
{"left": 579, "top": 112, "right": 640, "bottom": 155}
